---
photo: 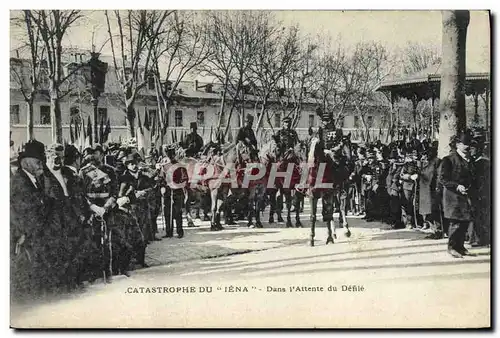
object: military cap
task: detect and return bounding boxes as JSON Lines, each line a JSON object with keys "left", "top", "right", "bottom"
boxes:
{"left": 190, "top": 122, "right": 198, "bottom": 129}
{"left": 245, "top": 114, "right": 254, "bottom": 122}
{"left": 93, "top": 143, "right": 104, "bottom": 153}
{"left": 47, "top": 143, "right": 64, "bottom": 155}
{"left": 18, "top": 139, "right": 45, "bottom": 162}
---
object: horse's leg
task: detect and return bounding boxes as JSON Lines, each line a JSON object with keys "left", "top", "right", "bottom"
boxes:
{"left": 310, "top": 193, "right": 317, "bottom": 247}
{"left": 276, "top": 189, "right": 284, "bottom": 223}
{"left": 285, "top": 190, "right": 293, "bottom": 228}
{"left": 340, "top": 188, "right": 351, "bottom": 237}
{"left": 325, "top": 191, "right": 335, "bottom": 244}
{"left": 253, "top": 187, "right": 263, "bottom": 228}
{"left": 210, "top": 188, "right": 219, "bottom": 231}
{"left": 295, "top": 191, "right": 303, "bottom": 228}
{"left": 186, "top": 191, "right": 196, "bottom": 228}
{"left": 268, "top": 189, "right": 276, "bottom": 223}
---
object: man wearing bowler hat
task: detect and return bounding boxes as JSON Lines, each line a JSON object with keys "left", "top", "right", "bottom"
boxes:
{"left": 183, "top": 122, "right": 204, "bottom": 158}
{"left": 438, "top": 129, "right": 475, "bottom": 258}
{"left": 10, "top": 140, "right": 49, "bottom": 298}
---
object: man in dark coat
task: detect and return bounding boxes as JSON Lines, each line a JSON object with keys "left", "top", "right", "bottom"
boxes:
{"left": 118, "top": 154, "right": 149, "bottom": 267}
{"left": 469, "top": 139, "right": 490, "bottom": 247}
{"left": 438, "top": 131, "right": 475, "bottom": 258}
{"left": 160, "top": 146, "right": 189, "bottom": 237}
{"left": 236, "top": 114, "right": 258, "bottom": 161}
{"left": 386, "top": 148, "right": 404, "bottom": 229}
{"left": 399, "top": 148, "right": 420, "bottom": 228}
{"left": 275, "top": 116, "right": 300, "bottom": 157}
{"left": 183, "top": 122, "right": 204, "bottom": 158}
{"left": 10, "top": 140, "right": 48, "bottom": 299}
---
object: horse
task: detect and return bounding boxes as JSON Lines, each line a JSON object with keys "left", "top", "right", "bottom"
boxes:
{"left": 259, "top": 138, "right": 304, "bottom": 228}
{"left": 197, "top": 138, "right": 262, "bottom": 230}
{"left": 307, "top": 134, "right": 353, "bottom": 246}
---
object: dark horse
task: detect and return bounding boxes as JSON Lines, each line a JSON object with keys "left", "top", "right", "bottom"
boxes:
{"left": 307, "top": 134, "right": 353, "bottom": 246}
{"left": 259, "top": 139, "right": 304, "bottom": 227}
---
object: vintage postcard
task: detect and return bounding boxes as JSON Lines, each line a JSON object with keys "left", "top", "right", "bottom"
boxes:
{"left": 9, "top": 9, "right": 491, "bottom": 328}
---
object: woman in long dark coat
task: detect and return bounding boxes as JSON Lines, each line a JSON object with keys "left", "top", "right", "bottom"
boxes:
{"left": 418, "top": 146, "right": 441, "bottom": 232}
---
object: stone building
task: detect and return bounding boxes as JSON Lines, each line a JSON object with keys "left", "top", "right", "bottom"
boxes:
{"left": 10, "top": 50, "right": 388, "bottom": 147}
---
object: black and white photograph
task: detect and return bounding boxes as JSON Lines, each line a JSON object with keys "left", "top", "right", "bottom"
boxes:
{"left": 7, "top": 9, "right": 491, "bottom": 328}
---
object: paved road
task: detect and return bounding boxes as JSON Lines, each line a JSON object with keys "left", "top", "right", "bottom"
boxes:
{"left": 11, "top": 201, "right": 491, "bottom": 328}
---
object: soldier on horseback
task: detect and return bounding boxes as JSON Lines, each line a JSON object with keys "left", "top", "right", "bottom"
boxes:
{"left": 275, "top": 116, "right": 299, "bottom": 158}
{"left": 183, "top": 122, "right": 204, "bottom": 158}
{"left": 236, "top": 114, "right": 259, "bottom": 161}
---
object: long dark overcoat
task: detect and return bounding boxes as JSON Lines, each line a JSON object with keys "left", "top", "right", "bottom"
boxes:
{"left": 418, "top": 157, "right": 441, "bottom": 216}
{"left": 438, "top": 151, "right": 473, "bottom": 221}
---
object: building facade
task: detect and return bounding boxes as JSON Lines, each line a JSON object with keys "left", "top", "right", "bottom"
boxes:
{"left": 10, "top": 52, "right": 388, "bottom": 147}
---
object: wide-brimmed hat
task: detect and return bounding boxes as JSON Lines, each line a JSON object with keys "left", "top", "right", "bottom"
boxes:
{"left": 123, "top": 154, "right": 138, "bottom": 165}
{"left": 18, "top": 140, "right": 46, "bottom": 162}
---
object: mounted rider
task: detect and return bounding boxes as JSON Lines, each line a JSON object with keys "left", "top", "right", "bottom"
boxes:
{"left": 235, "top": 114, "right": 259, "bottom": 162}
{"left": 183, "top": 122, "right": 204, "bottom": 158}
{"left": 274, "top": 116, "right": 300, "bottom": 159}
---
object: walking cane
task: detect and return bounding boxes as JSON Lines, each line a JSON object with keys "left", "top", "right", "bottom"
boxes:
{"left": 97, "top": 215, "right": 107, "bottom": 284}
{"left": 412, "top": 179, "right": 418, "bottom": 229}
{"left": 169, "top": 187, "right": 174, "bottom": 236}
{"left": 161, "top": 193, "right": 166, "bottom": 233}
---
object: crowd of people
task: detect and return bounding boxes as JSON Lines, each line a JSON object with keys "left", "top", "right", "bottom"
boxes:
{"left": 340, "top": 127, "right": 491, "bottom": 257}
{"left": 10, "top": 116, "right": 491, "bottom": 300}
{"left": 10, "top": 132, "right": 195, "bottom": 301}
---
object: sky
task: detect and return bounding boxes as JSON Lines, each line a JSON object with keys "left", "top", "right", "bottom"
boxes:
{"left": 10, "top": 10, "right": 491, "bottom": 78}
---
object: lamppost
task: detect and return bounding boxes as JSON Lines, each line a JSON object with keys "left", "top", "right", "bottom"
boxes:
{"left": 89, "top": 52, "right": 108, "bottom": 144}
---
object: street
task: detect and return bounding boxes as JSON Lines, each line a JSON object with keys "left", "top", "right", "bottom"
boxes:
{"left": 11, "top": 201, "right": 491, "bottom": 328}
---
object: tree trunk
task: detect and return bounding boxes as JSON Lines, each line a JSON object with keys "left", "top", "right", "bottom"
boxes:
{"left": 437, "top": 10, "right": 470, "bottom": 158}
{"left": 50, "top": 87, "right": 63, "bottom": 144}
{"left": 126, "top": 104, "right": 136, "bottom": 138}
{"left": 26, "top": 100, "right": 34, "bottom": 141}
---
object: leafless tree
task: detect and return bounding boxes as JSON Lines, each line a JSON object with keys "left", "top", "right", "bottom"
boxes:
{"left": 10, "top": 10, "right": 47, "bottom": 141}
{"left": 25, "top": 10, "right": 83, "bottom": 143}
{"left": 247, "top": 23, "right": 300, "bottom": 132}
{"left": 348, "top": 41, "right": 394, "bottom": 142}
{"left": 105, "top": 10, "right": 172, "bottom": 138}
{"left": 200, "top": 10, "right": 272, "bottom": 137}
{"left": 276, "top": 36, "right": 318, "bottom": 129}
{"left": 149, "top": 11, "right": 212, "bottom": 144}
{"left": 400, "top": 41, "right": 441, "bottom": 75}
{"left": 310, "top": 35, "right": 356, "bottom": 129}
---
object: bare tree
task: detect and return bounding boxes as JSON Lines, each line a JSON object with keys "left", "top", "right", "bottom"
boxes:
{"left": 105, "top": 10, "right": 172, "bottom": 138}
{"left": 277, "top": 37, "right": 318, "bottom": 129}
{"left": 10, "top": 10, "right": 47, "bottom": 141}
{"left": 401, "top": 41, "right": 441, "bottom": 75}
{"left": 310, "top": 35, "right": 355, "bottom": 129}
{"left": 149, "top": 11, "right": 212, "bottom": 144}
{"left": 27, "top": 10, "right": 83, "bottom": 143}
{"left": 248, "top": 23, "right": 300, "bottom": 131}
{"left": 200, "top": 10, "right": 272, "bottom": 136}
{"left": 348, "top": 41, "right": 394, "bottom": 142}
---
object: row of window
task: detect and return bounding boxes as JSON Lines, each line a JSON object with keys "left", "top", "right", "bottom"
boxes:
{"left": 10, "top": 104, "right": 372, "bottom": 128}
